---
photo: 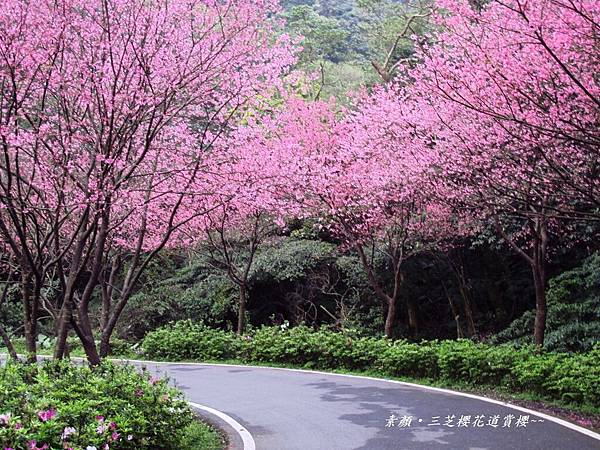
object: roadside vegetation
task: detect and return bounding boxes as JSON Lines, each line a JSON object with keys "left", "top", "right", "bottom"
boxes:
{"left": 140, "top": 322, "right": 600, "bottom": 414}
{"left": 0, "top": 360, "right": 223, "bottom": 450}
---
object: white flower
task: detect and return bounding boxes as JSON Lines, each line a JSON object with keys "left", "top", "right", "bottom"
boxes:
{"left": 86, "top": 446, "right": 97, "bottom": 450}
{"left": 127, "top": 435, "right": 133, "bottom": 441}
{"left": 61, "top": 426, "right": 76, "bottom": 440}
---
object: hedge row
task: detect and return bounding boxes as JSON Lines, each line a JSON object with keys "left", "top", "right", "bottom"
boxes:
{"left": 141, "top": 321, "right": 600, "bottom": 408}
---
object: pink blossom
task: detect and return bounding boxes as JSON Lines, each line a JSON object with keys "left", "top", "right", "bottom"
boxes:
{"left": 28, "top": 442, "right": 48, "bottom": 450}
{"left": 37, "top": 409, "right": 56, "bottom": 422}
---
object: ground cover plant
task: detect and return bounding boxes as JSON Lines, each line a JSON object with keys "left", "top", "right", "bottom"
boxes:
{"left": 0, "top": 360, "right": 214, "bottom": 450}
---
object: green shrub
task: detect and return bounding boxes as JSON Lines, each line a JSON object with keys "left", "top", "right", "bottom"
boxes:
{"left": 141, "top": 320, "right": 241, "bottom": 361}
{"left": 512, "top": 351, "right": 564, "bottom": 394}
{"left": 543, "top": 345, "right": 600, "bottom": 405}
{"left": 244, "top": 325, "right": 344, "bottom": 368}
{"left": 377, "top": 340, "right": 438, "bottom": 378}
{"left": 0, "top": 360, "right": 194, "bottom": 450}
{"left": 436, "top": 340, "right": 524, "bottom": 386}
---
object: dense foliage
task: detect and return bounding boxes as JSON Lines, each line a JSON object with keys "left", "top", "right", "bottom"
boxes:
{"left": 491, "top": 254, "right": 600, "bottom": 352}
{"left": 142, "top": 322, "right": 600, "bottom": 409}
{"left": 0, "top": 361, "right": 195, "bottom": 450}
{"left": 114, "top": 235, "right": 594, "bottom": 350}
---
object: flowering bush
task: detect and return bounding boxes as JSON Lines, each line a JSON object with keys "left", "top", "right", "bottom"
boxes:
{"left": 0, "top": 361, "right": 194, "bottom": 450}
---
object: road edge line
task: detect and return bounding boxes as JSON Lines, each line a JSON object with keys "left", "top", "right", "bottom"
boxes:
{"left": 116, "top": 357, "right": 600, "bottom": 442}
{"left": 188, "top": 401, "right": 256, "bottom": 450}
{"left": 3, "top": 354, "right": 599, "bottom": 442}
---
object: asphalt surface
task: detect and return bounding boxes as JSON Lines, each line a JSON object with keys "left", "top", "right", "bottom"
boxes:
{"left": 139, "top": 362, "right": 600, "bottom": 450}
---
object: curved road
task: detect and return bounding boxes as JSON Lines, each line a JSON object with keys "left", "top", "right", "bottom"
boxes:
{"left": 141, "top": 361, "right": 600, "bottom": 450}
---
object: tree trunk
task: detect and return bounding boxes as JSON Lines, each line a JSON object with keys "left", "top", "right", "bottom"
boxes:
{"left": 54, "top": 290, "right": 74, "bottom": 359}
{"left": 21, "top": 273, "right": 37, "bottom": 363}
{"left": 406, "top": 297, "right": 418, "bottom": 336}
{"left": 70, "top": 318, "right": 101, "bottom": 366}
{"left": 99, "top": 286, "right": 134, "bottom": 358}
{"left": 73, "top": 286, "right": 102, "bottom": 365}
{"left": 532, "top": 264, "right": 547, "bottom": 346}
{"left": 101, "top": 285, "right": 111, "bottom": 332}
{"left": 99, "top": 338, "right": 110, "bottom": 358}
{"left": 384, "top": 297, "right": 396, "bottom": 339}
{"left": 445, "top": 293, "right": 464, "bottom": 338}
{"left": 99, "top": 307, "right": 123, "bottom": 358}
{"left": 237, "top": 284, "right": 247, "bottom": 335}
{"left": 81, "top": 336, "right": 101, "bottom": 366}
{"left": 0, "top": 267, "right": 18, "bottom": 360}
{"left": 463, "top": 294, "right": 477, "bottom": 337}
{"left": 494, "top": 215, "right": 549, "bottom": 347}
{"left": 455, "top": 268, "right": 476, "bottom": 336}
{"left": 73, "top": 316, "right": 101, "bottom": 366}
{"left": 0, "top": 325, "right": 18, "bottom": 360}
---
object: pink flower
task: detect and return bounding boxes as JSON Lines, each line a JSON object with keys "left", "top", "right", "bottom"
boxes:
{"left": 111, "top": 432, "right": 120, "bottom": 441}
{"left": 37, "top": 409, "right": 56, "bottom": 422}
{"left": 28, "top": 442, "right": 48, "bottom": 450}
{"left": 97, "top": 424, "right": 107, "bottom": 434}
{"left": 14, "top": 423, "right": 22, "bottom": 429}
{"left": 134, "top": 388, "right": 144, "bottom": 397}
{"left": 96, "top": 415, "right": 105, "bottom": 422}
{"left": 0, "top": 414, "right": 10, "bottom": 425}
{"left": 109, "top": 422, "right": 117, "bottom": 430}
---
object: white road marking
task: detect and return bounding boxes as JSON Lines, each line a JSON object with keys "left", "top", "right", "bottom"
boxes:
{"left": 188, "top": 401, "right": 256, "bottom": 450}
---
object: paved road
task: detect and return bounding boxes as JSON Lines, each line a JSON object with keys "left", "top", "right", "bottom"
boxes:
{"left": 140, "top": 362, "right": 600, "bottom": 450}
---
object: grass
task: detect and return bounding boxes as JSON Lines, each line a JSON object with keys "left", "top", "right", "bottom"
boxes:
{"left": 180, "top": 419, "right": 225, "bottom": 450}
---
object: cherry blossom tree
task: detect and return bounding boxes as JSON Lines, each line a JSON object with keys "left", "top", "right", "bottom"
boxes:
{"left": 187, "top": 137, "right": 289, "bottom": 334}
{"left": 242, "top": 95, "right": 462, "bottom": 338}
{"left": 0, "top": 0, "right": 295, "bottom": 364}
{"left": 405, "top": 0, "right": 600, "bottom": 345}
{"left": 325, "top": 91, "right": 464, "bottom": 338}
